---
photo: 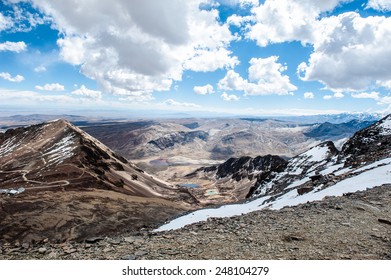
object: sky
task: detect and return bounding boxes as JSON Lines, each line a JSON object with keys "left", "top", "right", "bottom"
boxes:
{"left": 0, "top": 0, "right": 391, "bottom": 117}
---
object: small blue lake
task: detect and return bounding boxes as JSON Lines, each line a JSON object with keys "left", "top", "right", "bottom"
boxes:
{"left": 178, "top": 183, "right": 199, "bottom": 188}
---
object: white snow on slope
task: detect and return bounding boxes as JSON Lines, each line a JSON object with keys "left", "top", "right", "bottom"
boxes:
{"left": 43, "top": 133, "right": 75, "bottom": 165}
{"left": 155, "top": 159, "right": 391, "bottom": 232}
{"left": 302, "top": 145, "right": 331, "bottom": 162}
{"left": 379, "top": 117, "right": 391, "bottom": 135}
{"left": 320, "top": 163, "right": 344, "bottom": 176}
{"left": 0, "top": 136, "right": 19, "bottom": 156}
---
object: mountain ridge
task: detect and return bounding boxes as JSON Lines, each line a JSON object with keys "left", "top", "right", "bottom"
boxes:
{"left": 0, "top": 120, "right": 195, "bottom": 243}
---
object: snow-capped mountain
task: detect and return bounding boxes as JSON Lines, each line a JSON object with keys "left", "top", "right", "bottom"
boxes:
{"left": 156, "top": 114, "right": 391, "bottom": 231}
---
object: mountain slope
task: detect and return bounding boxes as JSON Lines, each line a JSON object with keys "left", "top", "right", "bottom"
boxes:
{"left": 0, "top": 120, "right": 194, "bottom": 243}
{"left": 304, "top": 120, "right": 375, "bottom": 140}
{"left": 156, "top": 115, "right": 391, "bottom": 231}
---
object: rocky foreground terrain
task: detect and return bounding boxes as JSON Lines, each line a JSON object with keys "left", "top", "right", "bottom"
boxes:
{"left": 1, "top": 185, "right": 390, "bottom": 260}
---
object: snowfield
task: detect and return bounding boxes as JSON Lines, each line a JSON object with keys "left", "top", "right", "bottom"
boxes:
{"left": 155, "top": 159, "right": 391, "bottom": 232}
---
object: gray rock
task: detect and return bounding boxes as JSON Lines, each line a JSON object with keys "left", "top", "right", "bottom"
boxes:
{"left": 38, "top": 247, "right": 47, "bottom": 254}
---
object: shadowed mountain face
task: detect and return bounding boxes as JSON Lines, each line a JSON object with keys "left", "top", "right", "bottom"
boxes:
{"left": 0, "top": 120, "right": 194, "bottom": 243}
{"left": 340, "top": 116, "right": 391, "bottom": 166}
{"left": 304, "top": 120, "right": 375, "bottom": 140}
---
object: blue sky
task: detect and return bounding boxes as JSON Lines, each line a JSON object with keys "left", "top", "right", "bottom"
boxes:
{"left": 1, "top": 0, "right": 391, "bottom": 117}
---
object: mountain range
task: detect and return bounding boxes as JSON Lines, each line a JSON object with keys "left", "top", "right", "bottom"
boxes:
{"left": 157, "top": 114, "right": 391, "bottom": 231}
{"left": 0, "top": 114, "right": 389, "bottom": 245}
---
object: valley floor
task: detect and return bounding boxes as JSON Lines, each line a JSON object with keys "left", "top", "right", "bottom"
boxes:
{"left": 2, "top": 185, "right": 390, "bottom": 260}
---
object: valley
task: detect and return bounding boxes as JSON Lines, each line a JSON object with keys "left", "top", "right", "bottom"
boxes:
{"left": 1, "top": 113, "right": 390, "bottom": 260}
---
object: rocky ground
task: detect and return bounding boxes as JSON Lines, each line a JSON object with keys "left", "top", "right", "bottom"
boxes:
{"left": 1, "top": 185, "right": 390, "bottom": 260}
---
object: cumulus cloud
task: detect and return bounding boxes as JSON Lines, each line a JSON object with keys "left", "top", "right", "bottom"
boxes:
{"left": 298, "top": 12, "right": 391, "bottom": 92}
{"left": 218, "top": 56, "right": 297, "bottom": 95}
{"left": 221, "top": 92, "right": 240, "bottom": 101}
{"left": 184, "top": 47, "right": 239, "bottom": 72}
{"left": 244, "top": 0, "right": 351, "bottom": 47}
{"left": 57, "top": 36, "right": 88, "bottom": 65}
{"left": 0, "top": 41, "right": 27, "bottom": 52}
{"left": 194, "top": 84, "right": 215, "bottom": 95}
{"left": 25, "top": 0, "right": 237, "bottom": 99}
{"left": 71, "top": 85, "right": 101, "bottom": 99}
{"left": 227, "top": 14, "right": 253, "bottom": 27}
{"left": 323, "top": 92, "right": 344, "bottom": 100}
{"left": 366, "top": 0, "right": 391, "bottom": 11}
{"left": 218, "top": 70, "right": 247, "bottom": 91}
{"left": 245, "top": 56, "right": 297, "bottom": 95}
{"left": 0, "top": 72, "right": 24, "bottom": 82}
{"left": 377, "top": 80, "right": 391, "bottom": 90}
{"left": 35, "top": 83, "right": 65, "bottom": 91}
{"left": 163, "top": 99, "right": 201, "bottom": 108}
{"left": 304, "top": 92, "right": 314, "bottom": 99}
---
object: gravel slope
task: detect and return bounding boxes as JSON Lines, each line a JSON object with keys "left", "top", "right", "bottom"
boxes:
{"left": 2, "top": 185, "right": 390, "bottom": 260}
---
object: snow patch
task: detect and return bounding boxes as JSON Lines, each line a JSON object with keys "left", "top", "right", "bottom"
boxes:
{"left": 379, "top": 118, "right": 391, "bottom": 135}
{"left": 301, "top": 145, "right": 331, "bottom": 162}
{"left": 43, "top": 133, "right": 76, "bottom": 165}
{"left": 0, "top": 136, "right": 19, "bottom": 156}
{"left": 320, "top": 163, "right": 344, "bottom": 176}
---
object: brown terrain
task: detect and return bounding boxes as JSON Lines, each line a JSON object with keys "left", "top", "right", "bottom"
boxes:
{"left": 82, "top": 118, "right": 318, "bottom": 180}
{"left": 1, "top": 116, "right": 390, "bottom": 260}
{"left": 0, "top": 120, "right": 195, "bottom": 243}
{"left": 1, "top": 185, "right": 390, "bottom": 260}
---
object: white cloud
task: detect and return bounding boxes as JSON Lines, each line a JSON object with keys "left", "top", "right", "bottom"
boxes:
{"left": 0, "top": 12, "right": 12, "bottom": 31}
{"left": 351, "top": 91, "right": 380, "bottom": 100}
{"left": 57, "top": 36, "right": 89, "bottom": 65}
{"left": 298, "top": 12, "right": 391, "bottom": 92}
{"left": 244, "top": 0, "right": 350, "bottom": 47}
{"left": 366, "top": 0, "right": 391, "bottom": 11}
{"left": 226, "top": 14, "right": 253, "bottom": 27}
{"left": 377, "top": 80, "right": 391, "bottom": 90}
{"left": 194, "top": 84, "right": 215, "bottom": 95}
{"left": 27, "top": 0, "right": 237, "bottom": 100}
{"left": 218, "top": 69, "right": 247, "bottom": 91}
{"left": 323, "top": 92, "right": 344, "bottom": 100}
{"left": 184, "top": 47, "right": 239, "bottom": 72}
{"left": 163, "top": 99, "right": 201, "bottom": 108}
{"left": 0, "top": 2, "right": 49, "bottom": 32}
{"left": 71, "top": 85, "right": 101, "bottom": 99}
{"left": 218, "top": 56, "right": 297, "bottom": 96}
{"left": 0, "top": 41, "right": 27, "bottom": 52}
{"left": 0, "top": 72, "right": 25, "bottom": 82}
{"left": 211, "top": 0, "right": 259, "bottom": 8}
{"left": 245, "top": 56, "right": 297, "bottom": 95}
{"left": 0, "top": 88, "right": 77, "bottom": 104}
{"left": 221, "top": 92, "right": 240, "bottom": 101}
{"left": 304, "top": 92, "right": 314, "bottom": 99}
{"left": 34, "top": 66, "right": 47, "bottom": 72}
{"left": 35, "top": 83, "right": 65, "bottom": 91}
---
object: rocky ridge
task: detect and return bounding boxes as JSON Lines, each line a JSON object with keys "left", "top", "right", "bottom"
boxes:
{"left": 1, "top": 185, "right": 390, "bottom": 260}
{"left": 0, "top": 120, "right": 194, "bottom": 243}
